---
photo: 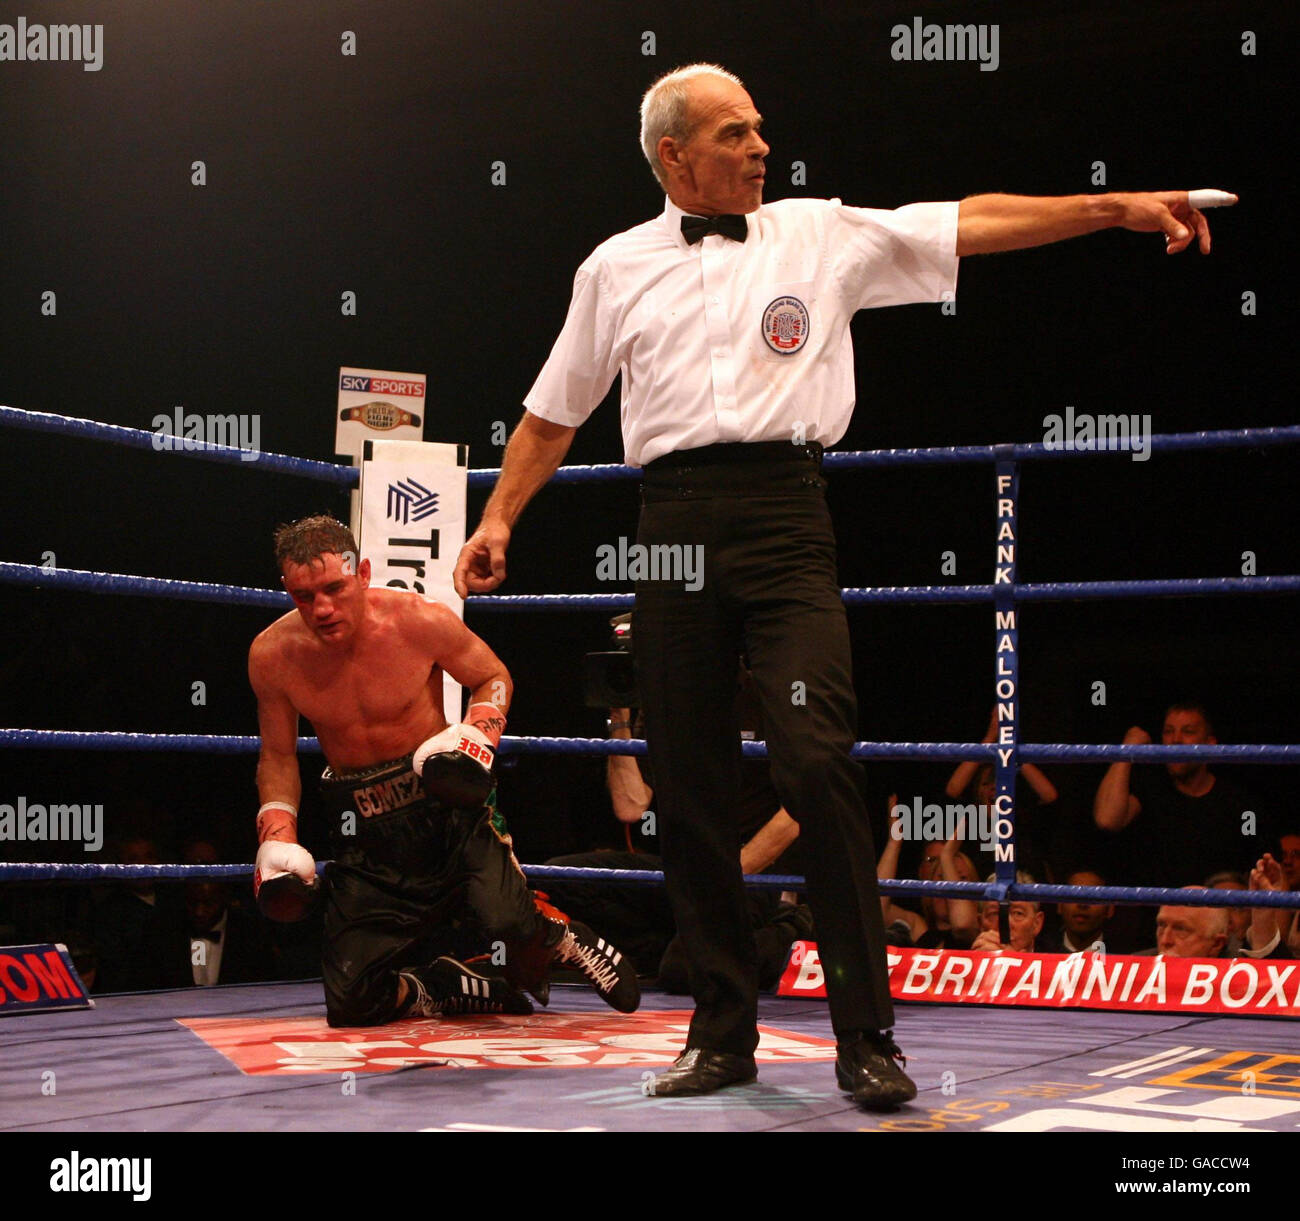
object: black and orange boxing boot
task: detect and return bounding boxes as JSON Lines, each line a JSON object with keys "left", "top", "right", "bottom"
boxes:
{"left": 491, "top": 892, "right": 640, "bottom": 1013}
{"left": 534, "top": 890, "right": 640, "bottom": 1013}
{"left": 478, "top": 890, "right": 573, "bottom": 1007}
{"left": 552, "top": 919, "right": 641, "bottom": 1013}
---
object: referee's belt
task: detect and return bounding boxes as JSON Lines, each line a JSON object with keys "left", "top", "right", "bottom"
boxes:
{"left": 642, "top": 441, "right": 826, "bottom": 498}
{"left": 644, "top": 440, "right": 824, "bottom": 471}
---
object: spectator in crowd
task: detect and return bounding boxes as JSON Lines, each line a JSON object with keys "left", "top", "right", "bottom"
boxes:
{"left": 1151, "top": 898, "right": 1230, "bottom": 958}
{"left": 1049, "top": 869, "right": 1114, "bottom": 954}
{"left": 1093, "top": 703, "right": 1263, "bottom": 887}
{"left": 1243, "top": 854, "right": 1296, "bottom": 959}
{"left": 1278, "top": 832, "right": 1300, "bottom": 891}
{"left": 1206, "top": 870, "right": 1251, "bottom": 955}
{"left": 186, "top": 878, "right": 278, "bottom": 986}
{"left": 91, "top": 833, "right": 191, "bottom": 992}
{"left": 877, "top": 817, "right": 979, "bottom": 948}
{"left": 1268, "top": 832, "right": 1300, "bottom": 953}
{"left": 971, "top": 874, "right": 1043, "bottom": 953}
{"left": 1147, "top": 872, "right": 1292, "bottom": 959}
{"left": 182, "top": 834, "right": 276, "bottom": 986}
{"left": 191, "top": 829, "right": 323, "bottom": 980}
{"left": 945, "top": 709, "right": 1059, "bottom": 879}
{"left": 533, "top": 709, "right": 678, "bottom": 975}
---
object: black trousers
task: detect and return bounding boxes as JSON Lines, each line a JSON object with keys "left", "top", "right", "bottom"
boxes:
{"left": 633, "top": 442, "right": 894, "bottom": 1055}
{"left": 321, "top": 805, "right": 543, "bottom": 1027}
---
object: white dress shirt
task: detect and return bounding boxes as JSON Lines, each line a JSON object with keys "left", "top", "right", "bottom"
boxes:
{"left": 524, "top": 194, "right": 960, "bottom": 467}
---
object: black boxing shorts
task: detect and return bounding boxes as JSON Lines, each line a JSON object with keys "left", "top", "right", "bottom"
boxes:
{"left": 316, "top": 754, "right": 543, "bottom": 1027}
{"left": 319, "top": 753, "right": 428, "bottom": 836}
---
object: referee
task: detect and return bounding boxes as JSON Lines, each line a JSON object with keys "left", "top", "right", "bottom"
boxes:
{"left": 454, "top": 63, "right": 1229, "bottom": 1107}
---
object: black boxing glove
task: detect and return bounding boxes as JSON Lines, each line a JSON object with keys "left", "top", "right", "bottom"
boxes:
{"left": 413, "top": 723, "right": 496, "bottom": 810}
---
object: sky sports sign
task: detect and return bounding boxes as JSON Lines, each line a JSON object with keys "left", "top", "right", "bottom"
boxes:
{"left": 336, "top": 366, "right": 425, "bottom": 462}
{"left": 339, "top": 373, "right": 425, "bottom": 398}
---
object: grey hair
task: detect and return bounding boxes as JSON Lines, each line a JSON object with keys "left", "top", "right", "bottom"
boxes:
{"left": 985, "top": 871, "right": 1039, "bottom": 913}
{"left": 1205, "top": 870, "right": 1247, "bottom": 889}
{"left": 639, "top": 63, "right": 743, "bottom": 188}
{"left": 1167, "top": 887, "right": 1231, "bottom": 942}
{"left": 1204, "top": 906, "right": 1232, "bottom": 939}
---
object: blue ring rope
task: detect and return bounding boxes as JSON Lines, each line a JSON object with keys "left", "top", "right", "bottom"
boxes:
{"left": 3, "top": 407, "right": 1295, "bottom": 489}
{"left": 3, "top": 409, "right": 1297, "bottom": 921}
{"left": 465, "top": 577, "right": 1300, "bottom": 610}
{"left": 2, "top": 860, "right": 1299, "bottom": 912}
{"left": 4, "top": 563, "right": 1297, "bottom": 612}
{"left": 0, "top": 729, "right": 1294, "bottom": 763}
{"left": 0, "top": 562, "right": 291, "bottom": 608}
{"left": 0, "top": 405, "right": 357, "bottom": 484}
{"left": 467, "top": 426, "right": 1300, "bottom": 484}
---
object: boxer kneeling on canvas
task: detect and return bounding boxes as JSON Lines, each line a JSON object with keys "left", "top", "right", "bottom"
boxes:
{"left": 248, "top": 514, "right": 639, "bottom": 1025}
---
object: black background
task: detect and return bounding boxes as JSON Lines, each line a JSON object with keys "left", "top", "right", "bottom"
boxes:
{"left": 0, "top": 0, "right": 1295, "bottom": 881}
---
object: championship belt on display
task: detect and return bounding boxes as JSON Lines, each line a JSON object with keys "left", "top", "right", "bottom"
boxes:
{"left": 339, "top": 401, "right": 422, "bottom": 430}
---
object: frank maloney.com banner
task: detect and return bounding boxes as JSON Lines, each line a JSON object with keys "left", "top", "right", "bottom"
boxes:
{"left": 779, "top": 943, "right": 1300, "bottom": 1018}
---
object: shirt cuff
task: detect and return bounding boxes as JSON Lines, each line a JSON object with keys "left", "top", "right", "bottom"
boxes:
{"left": 521, "top": 394, "right": 584, "bottom": 430}
{"left": 1242, "top": 927, "right": 1281, "bottom": 958}
{"left": 938, "top": 199, "right": 961, "bottom": 296}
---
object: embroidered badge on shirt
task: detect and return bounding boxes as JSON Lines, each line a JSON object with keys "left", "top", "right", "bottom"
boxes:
{"left": 761, "top": 296, "right": 810, "bottom": 354}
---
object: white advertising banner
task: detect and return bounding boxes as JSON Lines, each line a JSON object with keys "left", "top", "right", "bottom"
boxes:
{"left": 356, "top": 439, "right": 468, "bottom": 724}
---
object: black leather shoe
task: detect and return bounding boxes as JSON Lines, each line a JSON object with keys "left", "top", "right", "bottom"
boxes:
{"left": 836, "top": 1030, "right": 917, "bottom": 1110}
{"left": 644, "top": 1048, "right": 757, "bottom": 1097}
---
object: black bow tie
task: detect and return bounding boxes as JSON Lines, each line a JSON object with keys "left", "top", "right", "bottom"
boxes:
{"left": 681, "top": 213, "right": 748, "bottom": 244}
{"left": 193, "top": 929, "right": 222, "bottom": 944}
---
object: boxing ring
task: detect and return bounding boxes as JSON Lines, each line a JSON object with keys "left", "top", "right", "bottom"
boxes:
{"left": 2, "top": 402, "right": 1299, "bottom": 1135}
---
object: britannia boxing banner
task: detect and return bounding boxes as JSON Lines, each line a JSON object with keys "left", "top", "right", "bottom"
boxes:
{"left": 356, "top": 439, "right": 468, "bottom": 724}
{"left": 778, "top": 943, "right": 1300, "bottom": 1018}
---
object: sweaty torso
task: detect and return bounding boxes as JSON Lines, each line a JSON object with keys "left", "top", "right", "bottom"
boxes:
{"left": 267, "top": 594, "right": 448, "bottom": 770}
